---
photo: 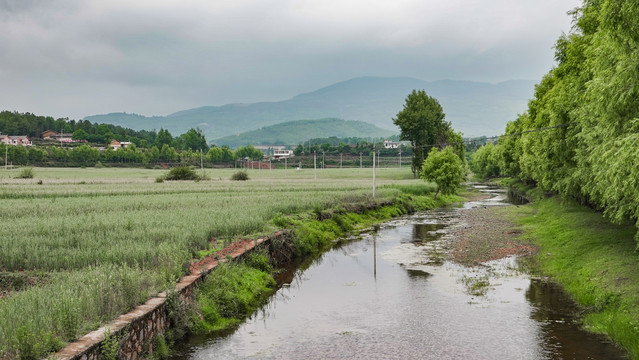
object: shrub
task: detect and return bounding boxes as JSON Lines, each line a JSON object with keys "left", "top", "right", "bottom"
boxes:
{"left": 231, "top": 171, "right": 249, "bottom": 181}
{"left": 162, "top": 166, "right": 200, "bottom": 181}
{"left": 16, "top": 168, "right": 34, "bottom": 179}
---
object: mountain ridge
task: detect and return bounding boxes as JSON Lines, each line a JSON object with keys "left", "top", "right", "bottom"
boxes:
{"left": 84, "top": 76, "right": 536, "bottom": 140}
{"left": 213, "top": 118, "right": 394, "bottom": 147}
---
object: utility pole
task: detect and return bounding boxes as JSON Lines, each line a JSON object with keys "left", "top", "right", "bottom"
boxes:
{"left": 322, "top": 151, "right": 325, "bottom": 169}
{"left": 399, "top": 149, "right": 402, "bottom": 168}
{"left": 200, "top": 149, "right": 203, "bottom": 170}
{"left": 314, "top": 151, "right": 317, "bottom": 180}
{"left": 340, "top": 153, "right": 342, "bottom": 168}
{"left": 372, "top": 144, "right": 376, "bottom": 198}
{"left": 4, "top": 145, "right": 7, "bottom": 170}
{"left": 359, "top": 152, "right": 362, "bottom": 169}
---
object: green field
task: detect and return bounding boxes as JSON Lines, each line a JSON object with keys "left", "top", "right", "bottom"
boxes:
{"left": 0, "top": 166, "right": 427, "bottom": 358}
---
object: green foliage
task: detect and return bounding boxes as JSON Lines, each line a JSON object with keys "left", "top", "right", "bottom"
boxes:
{"left": 421, "top": 147, "right": 465, "bottom": 199}
{"left": 193, "top": 262, "right": 276, "bottom": 334}
{"left": 72, "top": 129, "right": 89, "bottom": 141}
{"left": 162, "top": 166, "right": 201, "bottom": 181}
{"left": 101, "top": 327, "right": 121, "bottom": 360}
{"left": 154, "top": 128, "right": 173, "bottom": 148}
{"left": 244, "top": 250, "right": 273, "bottom": 274}
{"left": 16, "top": 167, "right": 34, "bottom": 179}
{"left": 393, "top": 90, "right": 452, "bottom": 177}
{"left": 233, "top": 145, "right": 263, "bottom": 160}
{"left": 11, "top": 324, "right": 63, "bottom": 360}
{"left": 174, "top": 128, "right": 209, "bottom": 152}
{"left": 151, "top": 334, "right": 170, "bottom": 359}
{"left": 207, "top": 145, "right": 233, "bottom": 163}
{"left": 493, "top": 0, "right": 639, "bottom": 242}
{"left": 230, "top": 171, "right": 249, "bottom": 181}
{"left": 470, "top": 143, "right": 501, "bottom": 179}
{"left": 386, "top": 183, "right": 437, "bottom": 196}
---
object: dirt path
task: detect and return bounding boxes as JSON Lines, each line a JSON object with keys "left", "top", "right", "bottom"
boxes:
{"left": 450, "top": 200, "right": 537, "bottom": 266}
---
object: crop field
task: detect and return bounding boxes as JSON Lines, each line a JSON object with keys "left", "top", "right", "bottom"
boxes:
{"left": 0, "top": 166, "right": 426, "bottom": 358}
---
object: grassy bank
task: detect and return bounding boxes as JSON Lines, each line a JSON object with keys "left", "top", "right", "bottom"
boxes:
{"left": 510, "top": 195, "right": 639, "bottom": 358}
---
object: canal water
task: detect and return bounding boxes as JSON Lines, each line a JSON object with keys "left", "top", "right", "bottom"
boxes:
{"left": 171, "top": 186, "right": 627, "bottom": 359}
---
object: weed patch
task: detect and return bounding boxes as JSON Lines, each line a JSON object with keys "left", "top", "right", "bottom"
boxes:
{"left": 193, "top": 261, "right": 276, "bottom": 334}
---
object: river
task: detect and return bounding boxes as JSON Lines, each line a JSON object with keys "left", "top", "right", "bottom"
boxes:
{"left": 170, "top": 186, "right": 627, "bottom": 359}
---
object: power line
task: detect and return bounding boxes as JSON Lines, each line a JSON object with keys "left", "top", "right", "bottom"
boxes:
{"left": 414, "top": 122, "right": 576, "bottom": 150}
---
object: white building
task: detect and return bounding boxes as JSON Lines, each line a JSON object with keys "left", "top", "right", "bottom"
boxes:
{"left": 273, "top": 149, "right": 294, "bottom": 159}
{"left": 383, "top": 140, "right": 400, "bottom": 149}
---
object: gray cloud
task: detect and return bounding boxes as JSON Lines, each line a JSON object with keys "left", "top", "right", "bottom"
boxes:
{"left": 0, "top": 0, "right": 582, "bottom": 120}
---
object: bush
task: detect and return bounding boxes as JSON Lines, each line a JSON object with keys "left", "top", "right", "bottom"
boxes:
{"left": 16, "top": 168, "right": 34, "bottom": 179}
{"left": 231, "top": 171, "right": 249, "bottom": 181}
{"left": 162, "top": 166, "right": 201, "bottom": 181}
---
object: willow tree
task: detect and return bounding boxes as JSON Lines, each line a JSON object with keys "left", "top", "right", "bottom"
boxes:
{"left": 393, "top": 90, "right": 452, "bottom": 177}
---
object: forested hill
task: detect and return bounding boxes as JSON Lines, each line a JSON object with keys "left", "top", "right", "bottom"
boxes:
{"left": 0, "top": 111, "right": 157, "bottom": 144}
{"left": 84, "top": 77, "right": 535, "bottom": 140}
{"left": 212, "top": 118, "right": 395, "bottom": 147}
{"left": 471, "top": 1, "right": 639, "bottom": 240}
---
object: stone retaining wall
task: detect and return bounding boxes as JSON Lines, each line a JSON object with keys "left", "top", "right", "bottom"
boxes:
{"left": 52, "top": 231, "right": 287, "bottom": 360}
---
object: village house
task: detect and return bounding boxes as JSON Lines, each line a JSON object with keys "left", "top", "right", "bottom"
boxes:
{"left": 109, "top": 140, "right": 132, "bottom": 150}
{"left": 0, "top": 134, "right": 33, "bottom": 146}
{"left": 41, "top": 130, "right": 57, "bottom": 139}
{"left": 41, "top": 130, "right": 74, "bottom": 142}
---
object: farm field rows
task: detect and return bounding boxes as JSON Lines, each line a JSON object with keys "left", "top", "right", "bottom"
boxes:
{"left": 0, "top": 167, "right": 425, "bottom": 358}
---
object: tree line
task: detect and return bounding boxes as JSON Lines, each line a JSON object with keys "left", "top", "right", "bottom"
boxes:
{"left": 470, "top": 0, "right": 639, "bottom": 241}
{"left": 0, "top": 142, "right": 268, "bottom": 168}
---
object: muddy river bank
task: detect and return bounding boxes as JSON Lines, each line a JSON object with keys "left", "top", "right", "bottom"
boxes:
{"left": 169, "top": 185, "right": 627, "bottom": 359}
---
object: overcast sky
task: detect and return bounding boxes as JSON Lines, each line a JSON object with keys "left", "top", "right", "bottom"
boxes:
{"left": 0, "top": 0, "right": 582, "bottom": 120}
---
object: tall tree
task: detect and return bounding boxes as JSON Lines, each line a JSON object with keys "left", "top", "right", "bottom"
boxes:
{"left": 155, "top": 128, "right": 173, "bottom": 148}
{"left": 176, "top": 128, "right": 208, "bottom": 151}
{"left": 393, "top": 90, "right": 452, "bottom": 177}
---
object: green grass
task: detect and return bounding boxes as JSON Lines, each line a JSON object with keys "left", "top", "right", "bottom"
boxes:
{"left": 0, "top": 167, "right": 435, "bottom": 359}
{"left": 514, "top": 197, "right": 639, "bottom": 359}
{"left": 193, "top": 260, "right": 276, "bottom": 334}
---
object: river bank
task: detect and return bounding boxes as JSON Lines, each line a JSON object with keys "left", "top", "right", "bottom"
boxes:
{"left": 512, "top": 196, "right": 639, "bottom": 359}
{"left": 168, "top": 184, "right": 627, "bottom": 359}
{"left": 453, "top": 182, "right": 638, "bottom": 358}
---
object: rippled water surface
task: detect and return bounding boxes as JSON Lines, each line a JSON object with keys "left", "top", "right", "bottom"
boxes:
{"left": 171, "top": 187, "right": 627, "bottom": 359}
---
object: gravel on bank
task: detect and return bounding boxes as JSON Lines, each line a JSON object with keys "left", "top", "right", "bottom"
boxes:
{"left": 450, "top": 203, "right": 537, "bottom": 266}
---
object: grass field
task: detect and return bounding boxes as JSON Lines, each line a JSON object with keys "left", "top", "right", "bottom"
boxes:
{"left": 0, "top": 166, "right": 428, "bottom": 359}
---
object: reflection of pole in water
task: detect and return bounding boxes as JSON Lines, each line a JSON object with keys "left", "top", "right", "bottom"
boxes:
{"left": 373, "top": 236, "right": 377, "bottom": 279}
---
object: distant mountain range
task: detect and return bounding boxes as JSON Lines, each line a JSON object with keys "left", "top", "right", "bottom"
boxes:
{"left": 84, "top": 76, "right": 536, "bottom": 143}
{"left": 214, "top": 118, "right": 394, "bottom": 147}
